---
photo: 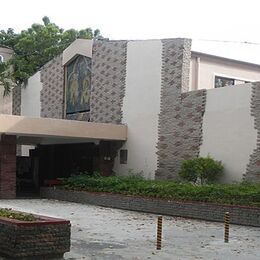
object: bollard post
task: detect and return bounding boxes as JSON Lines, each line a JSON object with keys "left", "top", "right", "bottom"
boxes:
{"left": 224, "top": 212, "right": 230, "bottom": 243}
{"left": 156, "top": 216, "right": 163, "bottom": 250}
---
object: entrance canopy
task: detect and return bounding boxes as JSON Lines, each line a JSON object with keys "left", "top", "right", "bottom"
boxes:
{"left": 0, "top": 115, "right": 127, "bottom": 145}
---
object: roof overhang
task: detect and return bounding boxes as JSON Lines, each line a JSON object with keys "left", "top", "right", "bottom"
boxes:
{"left": 62, "top": 39, "right": 93, "bottom": 66}
{"left": 0, "top": 115, "right": 127, "bottom": 145}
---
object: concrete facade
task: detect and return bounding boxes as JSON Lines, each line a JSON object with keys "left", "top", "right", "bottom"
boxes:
{"left": 2, "top": 38, "right": 260, "bottom": 184}
{"left": 113, "top": 40, "right": 162, "bottom": 178}
{"left": 0, "top": 90, "right": 12, "bottom": 115}
{"left": 245, "top": 82, "right": 260, "bottom": 182}
{"left": 12, "top": 86, "right": 21, "bottom": 115}
{"left": 0, "top": 48, "right": 14, "bottom": 115}
{"left": 0, "top": 114, "right": 127, "bottom": 142}
{"left": 21, "top": 71, "right": 42, "bottom": 117}
{"left": 200, "top": 84, "right": 257, "bottom": 182}
{"left": 40, "top": 54, "right": 64, "bottom": 119}
{"left": 156, "top": 38, "right": 193, "bottom": 179}
{"left": 90, "top": 40, "right": 127, "bottom": 124}
{"left": 62, "top": 39, "right": 93, "bottom": 66}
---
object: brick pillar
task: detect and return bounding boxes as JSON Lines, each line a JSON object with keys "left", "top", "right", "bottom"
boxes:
{"left": 0, "top": 135, "right": 16, "bottom": 199}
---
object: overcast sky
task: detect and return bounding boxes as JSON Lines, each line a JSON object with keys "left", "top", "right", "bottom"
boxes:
{"left": 1, "top": 0, "right": 260, "bottom": 63}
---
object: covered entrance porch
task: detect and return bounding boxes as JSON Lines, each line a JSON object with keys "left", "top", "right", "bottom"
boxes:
{"left": 0, "top": 115, "right": 127, "bottom": 198}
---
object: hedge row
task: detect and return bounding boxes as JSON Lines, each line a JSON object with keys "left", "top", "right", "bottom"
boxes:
{"left": 62, "top": 175, "right": 260, "bottom": 207}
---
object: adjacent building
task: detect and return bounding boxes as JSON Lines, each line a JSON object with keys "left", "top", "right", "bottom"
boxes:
{"left": 189, "top": 51, "right": 260, "bottom": 90}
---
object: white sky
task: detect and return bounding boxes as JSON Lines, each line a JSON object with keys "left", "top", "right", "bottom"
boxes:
{"left": 1, "top": 0, "right": 260, "bottom": 63}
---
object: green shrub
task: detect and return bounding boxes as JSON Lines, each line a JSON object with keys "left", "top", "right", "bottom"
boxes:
{"left": 61, "top": 175, "right": 260, "bottom": 207}
{"left": 0, "top": 208, "right": 36, "bottom": 221}
{"left": 179, "top": 156, "right": 224, "bottom": 184}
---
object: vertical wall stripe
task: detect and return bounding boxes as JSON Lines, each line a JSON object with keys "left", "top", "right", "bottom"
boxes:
{"left": 200, "top": 84, "right": 257, "bottom": 182}
{"left": 12, "top": 86, "right": 21, "bottom": 116}
{"left": 245, "top": 82, "right": 260, "bottom": 182}
{"left": 90, "top": 40, "right": 127, "bottom": 124}
{"left": 40, "top": 54, "right": 64, "bottom": 119}
{"left": 156, "top": 39, "right": 193, "bottom": 179}
{"left": 113, "top": 40, "right": 162, "bottom": 178}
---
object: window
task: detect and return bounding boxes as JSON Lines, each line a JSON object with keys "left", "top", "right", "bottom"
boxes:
{"left": 215, "top": 76, "right": 234, "bottom": 88}
{"left": 0, "top": 55, "right": 4, "bottom": 63}
{"left": 120, "top": 149, "right": 128, "bottom": 164}
{"left": 65, "top": 55, "right": 92, "bottom": 114}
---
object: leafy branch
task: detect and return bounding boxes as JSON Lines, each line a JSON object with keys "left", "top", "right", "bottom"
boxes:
{"left": 0, "top": 16, "right": 103, "bottom": 95}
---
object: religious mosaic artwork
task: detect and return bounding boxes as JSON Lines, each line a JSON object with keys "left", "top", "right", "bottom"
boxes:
{"left": 66, "top": 55, "right": 91, "bottom": 114}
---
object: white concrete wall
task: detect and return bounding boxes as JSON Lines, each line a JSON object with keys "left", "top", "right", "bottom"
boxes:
{"left": 113, "top": 40, "right": 162, "bottom": 179}
{"left": 189, "top": 54, "right": 260, "bottom": 90}
{"left": 21, "top": 71, "right": 42, "bottom": 156}
{"left": 0, "top": 47, "right": 13, "bottom": 115}
{"left": 21, "top": 71, "right": 42, "bottom": 117}
{"left": 200, "top": 84, "right": 257, "bottom": 182}
{"left": 62, "top": 39, "right": 93, "bottom": 65}
{"left": 0, "top": 88, "right": 12, "bottom": 114}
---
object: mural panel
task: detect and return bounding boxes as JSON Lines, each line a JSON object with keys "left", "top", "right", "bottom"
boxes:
{"left": 66, "top": 55, "right": 91, "bottom": 114}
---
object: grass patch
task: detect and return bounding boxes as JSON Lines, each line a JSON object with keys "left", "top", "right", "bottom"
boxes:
{"left": 62, "top": 175, "right": 260, "bottom": 207}
{"left": 0, "top": 208, "right": 36, "bottom": 221}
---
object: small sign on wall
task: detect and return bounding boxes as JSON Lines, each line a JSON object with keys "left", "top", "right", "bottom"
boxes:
{"left": 120, "top": 149, "right": 128, "bottom": 164}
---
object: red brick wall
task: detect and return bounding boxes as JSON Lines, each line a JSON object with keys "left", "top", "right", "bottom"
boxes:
{"left": 0, "top": 135, "right": 16, "bottom": 198}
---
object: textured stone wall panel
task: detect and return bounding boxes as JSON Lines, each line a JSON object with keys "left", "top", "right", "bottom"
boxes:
{"left": 245, "top": 82, "right": 260, "bottom": 182}
{"left": 181, "top": 39, "right": 192, "bottom": 93}
{"left": 12, "top": 86, "right": 21, "bottom": 115}
{"left": 40, "top": 54, "right": 64, "bottom": 119}
{"left": 179, "top": 90, "right": 207, "bottom": 160}
{"left": 156, "top": 38, "right": 202, "bottom": 180}
{"left": 156, "top": 90, "right": 206, "bottom": 180}
{"left": 90, "top": 40, "right": 127, "bottom": 124}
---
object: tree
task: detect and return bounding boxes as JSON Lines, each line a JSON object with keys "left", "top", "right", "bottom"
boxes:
{"left": 0, "top": 16, "right": 103, "bottom": 94}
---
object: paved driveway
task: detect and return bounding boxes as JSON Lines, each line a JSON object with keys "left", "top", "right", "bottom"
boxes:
{"left": 0, "top": 199, "right": 259, "bottom": 260}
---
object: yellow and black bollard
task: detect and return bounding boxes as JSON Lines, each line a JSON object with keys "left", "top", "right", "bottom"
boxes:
{"left": 224, "top": 212, "right": 230, "bottom": 243}
{"left": 156, "top": 216, "right": 163, "bottom": 250}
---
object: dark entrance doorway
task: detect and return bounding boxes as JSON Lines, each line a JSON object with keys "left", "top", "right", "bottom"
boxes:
{"left": 37, "top": 143, "right": 97, "bottom": 187}
{"left": 16, "top": 149, "right": 39, "bottom": 197}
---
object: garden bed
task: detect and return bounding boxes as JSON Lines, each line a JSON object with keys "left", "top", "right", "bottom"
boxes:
{"left": 0, "top": 209, "right": 70, "bottom": 259}
{"left": 61, "top": 175, "right": 260, "bottom": 207}
{"left": 40, "top": 175, "right": 260, "bottom": 227}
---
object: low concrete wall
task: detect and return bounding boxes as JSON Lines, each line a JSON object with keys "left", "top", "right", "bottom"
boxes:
{"left": 41, "top": 187, "right": 260, "bottom": 227}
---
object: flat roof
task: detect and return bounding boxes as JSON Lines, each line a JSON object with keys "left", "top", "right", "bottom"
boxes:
{"left": 0, "top": 115, "right": 127, "bottom": 145}
{"left": 191, "top": 51, "right": 260, "bottom": 69}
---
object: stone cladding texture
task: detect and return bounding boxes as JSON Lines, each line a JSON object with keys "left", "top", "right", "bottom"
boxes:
{"left": 156, "top": 39, "right": 207, "bottom": 180}
{"left": 0, "top": 221, "right": 70, "bottom": 258}
{"left": 0, "top": 135, "right": 16, "bottom": 199}
{"left": 41, "top": 188, "right": 260, "bottom": 227}
{"left": 181, "top": 39, "right": 192, "bottom": 93}
{"left": 90, "top": 40, "right": 127, "bottom": 124}
{"left": 245, "top": 82, "right": 260, "bottom": 182}
{"left": 40, "top": 54, "right": 64, "bottom": 119}
{"left": 12, "top": 86, "right": 21, "bottom": 115}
